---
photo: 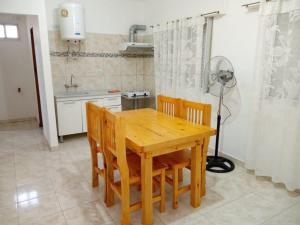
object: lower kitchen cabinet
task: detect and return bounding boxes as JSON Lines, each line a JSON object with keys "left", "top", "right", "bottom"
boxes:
{"left": 55, "top": 93, "right": 121, "bottom": 142}
{"left": 56, "top": 100, "right": 83, "bottom": 137}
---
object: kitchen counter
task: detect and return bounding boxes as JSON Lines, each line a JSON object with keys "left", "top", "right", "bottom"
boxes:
{"left": 55, "top": 90, "right": 121, "bottom": 99}
{"left": 54, "top": 90, "right": 122, "bottom": 142}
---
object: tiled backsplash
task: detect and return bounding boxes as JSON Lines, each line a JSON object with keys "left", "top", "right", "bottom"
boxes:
{"left": 48, "top": 31, "right": 155, "bottom": 94}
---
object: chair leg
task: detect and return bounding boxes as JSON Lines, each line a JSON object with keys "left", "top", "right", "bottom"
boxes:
{"left": 92, "top": 166, "right": 99, "bottom": 187}
{"left": 106, "top": 153, "right": 115, "bottom": 207}
{"left": 103, "top": 155, "right": 108, "bottom": 204}
{"left": 90, "top": 141, "right": 99, "bottom": 187}
{"left": 160, "top": 170, "right": 166, "bottom": 213}
{"left": 178, "top": 168, "right": 183, "bottom": 183}
{"left": 172, "top": 167, "right": 179, "bottom": 209}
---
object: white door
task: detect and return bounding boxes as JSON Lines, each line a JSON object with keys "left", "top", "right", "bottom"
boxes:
{"left": 81, "top": 98, "right": 105, "bottom": 132}
{"left": 57, "top": 100, "right": 83, "bottom": 136}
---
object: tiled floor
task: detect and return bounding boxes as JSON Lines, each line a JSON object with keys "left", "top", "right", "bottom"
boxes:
{"left": 0, "top": 121, "right": 299, "bottom": 225}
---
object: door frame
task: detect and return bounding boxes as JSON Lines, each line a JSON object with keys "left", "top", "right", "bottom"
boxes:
{"left": 30, "top": 27, "right": 43, "bottom": 127}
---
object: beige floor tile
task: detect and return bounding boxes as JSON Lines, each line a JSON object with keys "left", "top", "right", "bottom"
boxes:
{"left": 254, "top": 184, "right": 300, "bottom": 208}
{"left": 167, "top": 213, "right": 214, "bottom": 225}
{"left": 0, "top": 191, "right": 17, "bottom": 208}
{"left": 1, "top": 217, "right": 19, "bottom": 225}
{"left": 105, "top": 199, "right": 165, "bottom": 225}
{"left": 49, "top": 164, "right": 88, "bottom": 191}
{"left": 16, "top": 171, "right": 51, "bottom": 186}
{"left": 56, "top": 183, "right": 102, "bottom": 211}
{"left": 63, "top": 201, "right": 114, "bottom": 225}
{"left": 159, "top": 181, "right": 230, "bottom": 223}
{"left": 0, "top": 205, "right": 18, "bottom": 225}
{"left": 203, "top": 193, "right": 284, "bottom": 225}
{"left": 208, "top": 173, "right": 254, "bottom": 202}
{"left": 262, "top": 202, "right": 300, "bottom": 225}
{"left": 1, "top": 121, "right": 300, "bottom": 225}
{"left": 17, "top": 194, "right": 61, "bottom": 224}
{"left": 19, "top": 212, "right": 67, "bottom": 225}
{"left": 0, "top": 175, "right": 16, "bottom": 192}
{"left": 16, "top": 178, "right": 54, "bottom": 202}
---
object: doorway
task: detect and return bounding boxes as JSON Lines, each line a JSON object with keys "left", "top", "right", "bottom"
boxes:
{"left": 30, "top": 27, "right": 43, "bottom": 127}
{"left": 0, "top": 13, "right": 43, "bottom": 128}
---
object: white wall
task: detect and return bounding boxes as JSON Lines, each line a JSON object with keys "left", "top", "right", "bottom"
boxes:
{"left": 46, "top": 0, "right": 146, "bottom": 34}
{"left": 145, "top": 0, "right": 259, "bottom": 161}
{"left": 0, "top": 65, "right": 7, "bottom": 119}
{"left": 0, "top": 14, "right": 38, "bottom": 122}
{"left": 144, "top": 0, "right": 226, "bottom": 25}
{"left": 0, "top": 0, "right": 58, "bottom": 147}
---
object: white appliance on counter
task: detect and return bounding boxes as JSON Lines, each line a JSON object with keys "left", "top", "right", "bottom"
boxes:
{"left": 55, "top": 92, "right": 121, "bottom": 142}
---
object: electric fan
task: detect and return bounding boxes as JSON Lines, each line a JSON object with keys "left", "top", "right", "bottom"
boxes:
{"left": 205, "top": 56, "right": 237, "bottom": 173}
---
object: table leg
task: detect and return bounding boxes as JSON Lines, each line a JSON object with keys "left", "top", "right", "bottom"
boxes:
{"left": 141, "top": 154, "right": 153, "bottom": 225}
{"left": 190, "top": 141, "right": 203, "bottom": 207}
{"left": 201, "top": 137, "right": 209, "bottom": 197}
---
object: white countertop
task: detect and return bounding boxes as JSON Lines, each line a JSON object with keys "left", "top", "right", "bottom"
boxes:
{"left": 55, "top": 90, "right": 121, "bottom": 99}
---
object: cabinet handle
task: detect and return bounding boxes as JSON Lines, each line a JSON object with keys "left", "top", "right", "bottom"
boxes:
{"left": 107, "top": 98, "right": 118, "bottom": 101}
{"left": 63, "top": 102, "right": 76, "bottom": 105}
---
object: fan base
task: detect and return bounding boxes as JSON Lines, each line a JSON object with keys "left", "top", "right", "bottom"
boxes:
{"left": 206, "top": 156, "right": 235, "bottom": 173}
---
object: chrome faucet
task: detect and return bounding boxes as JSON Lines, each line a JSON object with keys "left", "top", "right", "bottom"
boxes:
{"left": 65, "top": 74, "right": 79, "bottom": 89}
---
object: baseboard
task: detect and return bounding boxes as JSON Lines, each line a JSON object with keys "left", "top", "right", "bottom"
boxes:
{"left": 0, "top": 117, "right": 37, "bottom": 124}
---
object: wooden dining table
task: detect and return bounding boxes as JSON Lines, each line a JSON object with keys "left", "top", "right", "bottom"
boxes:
{"left": 115, "top": 108, "right": 216, "bottom": 225}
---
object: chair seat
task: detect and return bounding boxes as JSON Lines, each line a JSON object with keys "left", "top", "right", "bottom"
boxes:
{"left": 113, "top": 153, "right": 167, "bottom": 181}
{"left": 157, "top": 149, "right": 191, "bottom": 168}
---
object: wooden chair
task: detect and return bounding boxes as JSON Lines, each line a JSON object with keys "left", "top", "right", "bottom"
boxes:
{"left": 102, "top": 109, "right": 167, "bottom": 225}
{"left": 86, "top": 102, "right": 107, "bottom": 201}
{"left": 157, "top": 95, "right": 185, "bottom": 182}
{"left": 157, "top": 99, "right": 212, "bottom": 209}
{"left": 157, "top": 95, "right": 181, "bottom": 117}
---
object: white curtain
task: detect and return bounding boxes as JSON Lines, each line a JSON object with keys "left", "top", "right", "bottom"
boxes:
{"left": 246, "top": 0, "right": 300, "bottom": 191}
{"left": 153, "top": 16, "right": 206, "bottom": 101}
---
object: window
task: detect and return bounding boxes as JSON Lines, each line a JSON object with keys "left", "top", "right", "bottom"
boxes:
{"left": 5, "top": 25, "right": 18, "bottom": 38}
{"left": 0, "top": 24, "right": 19, "bottom": 39}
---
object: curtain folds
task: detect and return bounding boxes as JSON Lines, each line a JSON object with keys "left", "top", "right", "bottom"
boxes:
{"left": 245, "top": 0, "right": 300, "bottom": 191}
{"left": 153, "top": 16, "right": 206, "bottom": 101}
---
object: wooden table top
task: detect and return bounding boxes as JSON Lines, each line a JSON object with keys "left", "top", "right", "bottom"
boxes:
{"left": 116, "top": 108, "right": 216, "bottom": 155}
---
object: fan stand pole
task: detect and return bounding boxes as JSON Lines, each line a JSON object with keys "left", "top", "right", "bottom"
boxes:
{"left": 206, "top": 84, "right": 235, "bottom": 173}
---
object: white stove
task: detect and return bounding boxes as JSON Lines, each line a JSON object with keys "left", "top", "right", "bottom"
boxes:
{"left": 122, "top": 90, "right": 151, "bottom": 98}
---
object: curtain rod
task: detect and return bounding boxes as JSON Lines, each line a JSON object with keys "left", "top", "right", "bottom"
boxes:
{"left": 242, "top": 0, "right": 271, "bottom": 8}
{"left": 149, "top": 16, "right": 194, "bottom": 28}
{"left": 200, "top": 11, "right": 220, "bottom": 17}
{"left": 149, "top": 9, "right": 221, "bottom": 28}
{"left": 242, "top": 1, "right": 260, "bottom": 7}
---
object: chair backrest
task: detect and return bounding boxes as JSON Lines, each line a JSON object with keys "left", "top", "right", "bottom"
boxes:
{"left": 157, "top": 95, "right": 181, "bottom": 117}
{"left": 86, "top": 102, "right": 104, "bottom": 148}
{"left": 181, "top": 100, "right": 211, "bottom": 126}
{"left": 102, "top": 109, "right": 128, "bottom": 172}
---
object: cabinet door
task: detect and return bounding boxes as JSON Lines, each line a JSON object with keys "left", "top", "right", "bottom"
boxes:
{"left": 103, "top": 96, "right": 121, "bottom": 107}
{"left": 81, "top": 98, "right": 105, "bottom": 132}
{"left": 57, "top": 100, "right": 83, "bottom": 136}
{"left": 107, "top": 105, "right": 122, "bottom": 112}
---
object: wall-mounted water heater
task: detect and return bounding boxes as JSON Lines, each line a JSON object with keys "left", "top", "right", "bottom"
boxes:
{"left": 59, "top": 3, "right": 86, "bottom": 41}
